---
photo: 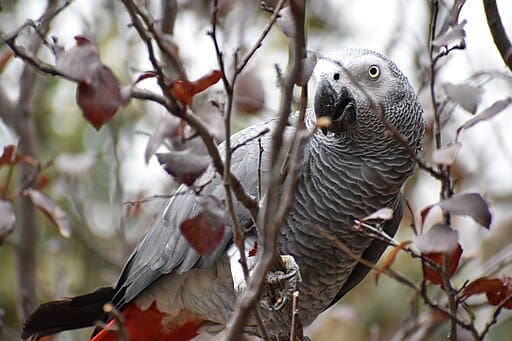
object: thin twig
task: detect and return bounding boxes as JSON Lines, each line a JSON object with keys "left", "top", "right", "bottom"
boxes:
{"left": 0, "top": 0, "right": 74, "bottom": 45}
{"left": 290, "top": 291, "right": 300, "bottom": 341}
{"left": 130, "top": 1, "right": 187, "bottom": 80}
{"left": 479, "top": 293, "right": 512, "bottom": 339}
{"left": 231, "top": 128, "right": 270, "bottom": 154}
{"left": 235, "top": 0, "right": 286, "bottom": 74}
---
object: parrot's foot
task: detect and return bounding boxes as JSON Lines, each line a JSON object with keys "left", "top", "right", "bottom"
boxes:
{"left": 258, "top": 255, "right": 305, "bottom": 340}
{"left": 262, "top": 255, "right": 302, "bottom": 311}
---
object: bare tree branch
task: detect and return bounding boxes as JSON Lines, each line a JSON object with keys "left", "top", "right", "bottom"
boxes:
{"left": 483, "top": 0, "right": 512, "bottom": 72}
{"left": 224, "top": 0, "right": 307, "bottom": 339}
{"left": 427, "top": 2, "right": 461, "bottom": 337}
{"left": 478, "top": 292, "right": 512, "bottom": 339}
{"left": 7, "top": 0, "right": 65, "bottom": 321}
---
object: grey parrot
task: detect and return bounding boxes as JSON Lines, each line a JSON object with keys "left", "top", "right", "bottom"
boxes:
{"left": 22, "top": 48, "right": 424, "bottom": 340}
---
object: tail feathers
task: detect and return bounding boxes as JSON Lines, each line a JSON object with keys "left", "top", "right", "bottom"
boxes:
{"left": 22, "top": 287, "right": 114, "bottom": 340}
{"left": 91, "top": 302, "right": 204, "bottom": 341}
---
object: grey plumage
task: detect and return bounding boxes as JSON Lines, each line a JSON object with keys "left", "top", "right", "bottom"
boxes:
{"left": 115, "top": 48, "right": 423, "bottom": 326}
{"left": 22, "top": 48, "right": 424, "bottom": 339}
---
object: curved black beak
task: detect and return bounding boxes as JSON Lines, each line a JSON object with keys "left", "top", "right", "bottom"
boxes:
{"left": 314, "top": 78, "right": 356, "bottom": 134}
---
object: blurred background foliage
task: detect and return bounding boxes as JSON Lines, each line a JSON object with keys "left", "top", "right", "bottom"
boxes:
{"left": 1, "top": 0, "right": 512, "bottom": 340}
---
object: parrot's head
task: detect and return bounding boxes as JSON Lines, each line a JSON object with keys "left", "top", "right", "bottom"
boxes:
{"left": 313, "top": 48, "right": 424, "bottom": 152}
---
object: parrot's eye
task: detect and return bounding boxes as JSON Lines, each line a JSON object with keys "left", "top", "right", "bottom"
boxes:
{"left": 368, "top": 65, "right": 380, "bottom": 79}
{"left": 333, "top": 73, "right": 340, "bottom": 81}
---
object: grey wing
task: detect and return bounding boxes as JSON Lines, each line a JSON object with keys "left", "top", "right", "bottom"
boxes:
{"left": 112, "top": 118, "right": 287, "bottom": 309}
{"left": 328, "top": 195, "right": 403, "bottom": 307}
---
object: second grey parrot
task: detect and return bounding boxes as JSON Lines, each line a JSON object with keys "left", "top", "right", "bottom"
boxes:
{"left": 22, "top": 48, "right": 424, "bottom": 340}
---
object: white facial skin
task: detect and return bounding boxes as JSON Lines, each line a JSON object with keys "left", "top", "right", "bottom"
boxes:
{"left": 313, "top": 50, "right": 416, "bottom": 145}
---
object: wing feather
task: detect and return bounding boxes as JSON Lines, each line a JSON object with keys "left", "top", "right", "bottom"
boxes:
{"left": 113, "top": 118, "right": 289, "bottom": 308}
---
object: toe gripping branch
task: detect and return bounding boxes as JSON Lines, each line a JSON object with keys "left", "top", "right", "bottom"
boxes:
{"left": 262, "top": 255, "right": 302, "bottom": 311}
{"left": 260, "top": 255, "right": 304, "bottom": 340}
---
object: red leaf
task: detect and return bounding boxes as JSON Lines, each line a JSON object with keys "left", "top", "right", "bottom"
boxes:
{"left": 0, "top": 145, "right": 39, "bottom": 168}
{"left": 179, "top": 196, "right": 225, "bottom": 256}
{"left": 36, "top": 174, "right": 50, "bottom": 190}
{"left": 192, "top": 70, "right": 222, "bottom": 93}
{"left": 171, "top": 70, "right": 223, "bottom": 105}
{"left": 134, "top": 71, "right": 158, "bottom": 84}
{"left": 461, "top": 277, "right": 512, "bottom": 309}
{"left": 248, "top": 240, "right": 259, "bottom": 257}
{"left": 74, "top": 35, "right": 91, "bottom": 46}
{"left": 0, "top": 49, "right": 13, "bottom": 74}
{"left": 0, "top": 200, "right": 15, "bottom": 244}
{"left": 24, "top": 189, "right": 71, "bottom": 238}
{"left": 0, "top": 145, "right": 17, "bottom": 166}
{"left": 422, "top": 243, "right": 463, "bottom": 286}
{"left": 77, "top": 65, "right": 122, "bottom": 130}
{"left": 156, "top": 150, "right": 210, "bottom": 186}
{"left": 55, "top": 35, "right": 121, "bottom": 129}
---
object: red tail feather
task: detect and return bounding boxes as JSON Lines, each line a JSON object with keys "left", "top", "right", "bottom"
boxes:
{"left": 91, "top": 302, "right": 204, "bottom": 341}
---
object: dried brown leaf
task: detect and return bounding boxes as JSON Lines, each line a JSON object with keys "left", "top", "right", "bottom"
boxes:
{"left": 234, "top": 70, "right": 265, "bottom": 114}
{"left": 439, "top": 193, "right": 492, "bottom": 228}
{"left": 431, "top": 142, "right": 461, "bottom": 165}
{"left": 55, "top": 35, "right": 100, "bottom": 83}
{"left": 432, "top": 20, "right": 466, "bottom": 47}
{"left": 297, "top": 54, "right": 317, "bottom": 87}
{"left": 0, "top": 200, "right": 15, "bottom": 243}
{"left": 362, "top": 207, "right": 394, "bottom": 222}
{"left": 24, "top": 189, "right": 71, "bottom": 238}
{"left": 276, "top": 6, "right": 295, "bottom": 38}
{"left": 144, "top": 115, "right": 182, "bottom": 164}
{"left": 443, "top": 83, "right": 482, "bottom": 114}
{"left": 157, "top": 150, "right": 210, "bottom": 186}
{"left": 421, "top": 193, "right": 492, "bottom": 229}
{"left": 375, "top": 240, "right": 411, "bottom": 284}
{"left": 0, "top": 145, "right": 17, "bottom": 166}
{"left": 457, "top": 97, "right": 512, "bottom": 137}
